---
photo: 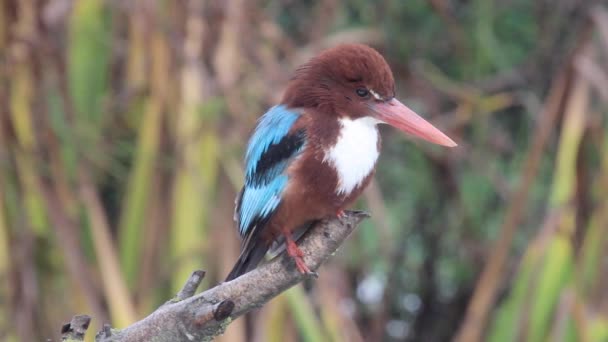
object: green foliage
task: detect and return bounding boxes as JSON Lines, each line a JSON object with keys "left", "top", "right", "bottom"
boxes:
{"left": 68, "top": 0, "right": 110, "bottom": 135}
{"left": 1, "top": 0, "right": 606, "bottom": 341}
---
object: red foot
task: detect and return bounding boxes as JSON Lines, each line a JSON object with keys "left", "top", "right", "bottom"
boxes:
{"left": 336, "top": 209, "right": 346, "bottom": 219}
{"left": 283, "top": 230, "right": 316, "bottom": 276}
{"left": 294, "top": 256, "right": 311, "bottom": 274}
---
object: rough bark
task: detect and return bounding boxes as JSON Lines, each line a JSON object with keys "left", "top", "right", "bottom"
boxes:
{"left": 62, "top": 211, "right": 368, "bottom": 342}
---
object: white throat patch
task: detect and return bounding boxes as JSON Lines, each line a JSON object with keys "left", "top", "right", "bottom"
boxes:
{"left": 324, "top": 117, "right": 380, "bottom": 196}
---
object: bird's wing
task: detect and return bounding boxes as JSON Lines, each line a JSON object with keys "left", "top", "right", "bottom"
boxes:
{"left": 236, "top": 105, "right": 306, "bottom": 245}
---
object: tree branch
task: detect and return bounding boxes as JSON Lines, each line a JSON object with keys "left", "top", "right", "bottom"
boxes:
{"left": 62, "top": 211, "right": 368, "bottom": 342}
{"left": 61, "top": 315, "right": 91, "bottom": 342}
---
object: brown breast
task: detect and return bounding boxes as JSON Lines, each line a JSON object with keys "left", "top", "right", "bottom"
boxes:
{"left": 261, "top": 112, "right": 377, "bottom": 241}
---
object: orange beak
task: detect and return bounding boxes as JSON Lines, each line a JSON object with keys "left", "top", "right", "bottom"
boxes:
{"left": 371, "top": 98, "right": 457, "bottom": 147}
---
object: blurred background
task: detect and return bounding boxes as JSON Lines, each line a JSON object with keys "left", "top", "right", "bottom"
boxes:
{"left": 1, "top": 0, "right": 608, "bottom": 341}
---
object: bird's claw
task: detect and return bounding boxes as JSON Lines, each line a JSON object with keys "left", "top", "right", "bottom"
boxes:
{"left": 336, "top": 209, "right": 346, "bottom": 220}
{"left": 294, "top": 256, "right": 316, "bottom": 277}
{"left": 307, "top": 270, "right": 319, "bottom": 278}
{"left": 284, "top": 230, "right": 317, "bottom": 278}
{"left": 296, "top": 260, "right": 318, "bottom": 278}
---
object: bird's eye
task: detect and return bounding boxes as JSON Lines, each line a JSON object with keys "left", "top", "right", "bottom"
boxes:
{"left": 356, "top": 88, "right": 369, "bottom": 98}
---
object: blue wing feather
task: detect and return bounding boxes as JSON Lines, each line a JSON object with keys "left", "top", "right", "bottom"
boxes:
{"left": 239, "top": 175, "right": 288, "bottom": 233}
{"left": 237, "top": 105, "right": 305, "bottom": 236}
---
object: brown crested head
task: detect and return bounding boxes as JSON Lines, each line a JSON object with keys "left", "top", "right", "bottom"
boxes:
{"left": 282, "top": 43, "right": 457, "bottom": 147}
{"left": 282, "top": 44, "right": 395, "bottom": 118}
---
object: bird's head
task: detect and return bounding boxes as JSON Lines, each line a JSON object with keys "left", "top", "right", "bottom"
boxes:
{"left": 282, "top": 44, "right": 456, "bottom": 147}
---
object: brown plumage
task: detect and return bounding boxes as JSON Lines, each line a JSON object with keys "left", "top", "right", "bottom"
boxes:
{"left": 226, "top": 44, "right": 456, "bottom": 281}
{"left": 283, "top": 44, "right": 395, "bottom": 116}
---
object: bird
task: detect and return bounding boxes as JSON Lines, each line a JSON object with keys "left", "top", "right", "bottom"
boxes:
{"left": 225, "top": 44, "right": 456, "bottom": 281}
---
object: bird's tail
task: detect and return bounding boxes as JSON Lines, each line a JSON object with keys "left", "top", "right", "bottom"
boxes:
{"left": 225, "top": 239, "right": 270, "bottom": 281}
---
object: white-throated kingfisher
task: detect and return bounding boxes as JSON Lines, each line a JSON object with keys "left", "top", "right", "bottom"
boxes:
{"left": 226, "top": 44, "right": 456, "bottom": 281}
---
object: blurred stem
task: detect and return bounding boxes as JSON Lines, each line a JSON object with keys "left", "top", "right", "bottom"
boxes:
{"left": 68, "top": 0, "right": 109, "bottom": 128}
{"left": 526, "top": 236, "right": 574, "bottom": 342}
{"left": 489, "top": 53, "right": 591, "bottom": 342}
{"left": 170, "top": 2, "right": 220, "bottom": 291}
{"left": 119, "top": 99, "right": 162, "bottom": 288}
{"left": 79, "top": 170, "right": 137, "bottom": 326}
{"left": 0, "top": 179, "right": 12, "bottom": 340}
{"left": 38, "top": 180, "right": 109, "bottom": 326}
{"left": 68, "top": 0, "right": 135, "bottom": 326}
{"left": 265, "top": 295, "right": 289, "bottom": 342}
{"left": 527, "top": 69, "right": 589, "bottom": 342}
{"left": 550, "top": 75, "right": 589, "bottom": 207}
{"left": 286, "top": 286, "right": 328, "bottom": 342}
{"left": 570, "top": 126, "right": 608, "bottom": 341}
{"left": 126, "top": 2, "right": 147, "bottom": 91}
{"left": 317, "top": 273, "right": 358, "bottom": 342}
{"left": 0, "top": 0, "right": 5, "bottom": 50}
{"left": 578, "top": 139, "right": 608, "bottom": 294}
{"left": 9, "top": 51, "right": 47, "bottom": 235}
{"left": 488, "top": 213, "right": 558, "bottom": 342}
{"left": 456, "top": 70, "right": 568, "bottom": 342}
{"left": 577, "top": 202, "right": 608, "bottom": 293}
{"left": 171, "top": 104, "right": 220, "bottom": 291}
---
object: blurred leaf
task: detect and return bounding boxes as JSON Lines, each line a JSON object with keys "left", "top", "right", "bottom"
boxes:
{"left": 119, "top": 99, "right": 161, "bottom": 287}
{"left": 527, "top": 235, "right": 574, "bottom": 342}
{"left": 68, "top": 0, "right": 110, "bottom": 138}
{"left": 286, "top": 286, "right": 329, "bottom": 342}
{"left": 170, "top": 96, "right": 222, "bottom": 291}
